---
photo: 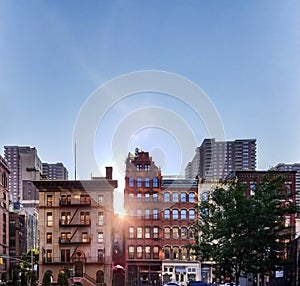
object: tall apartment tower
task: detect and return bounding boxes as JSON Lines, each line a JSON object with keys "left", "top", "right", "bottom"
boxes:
{"left": 273, "top": 163, "right": 300, "bottom": 212}
{"left": 0, "top": 155, "right": 10, "bottom": 281}
{"left": 185, "top": 138, "right": 256, "bottom": 180}
{"left": 4, "top": 146, "right": 43, "bottom": 203}
{"left": 124, "top": 149, "right": 201, "bottom": 286}
{"left": 42, "top": 163, "right": 69, "bottom": 180}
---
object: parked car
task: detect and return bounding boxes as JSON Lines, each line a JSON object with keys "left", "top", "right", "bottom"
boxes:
{"left": 163, "top": 282, "right": 180, "bottom": 286}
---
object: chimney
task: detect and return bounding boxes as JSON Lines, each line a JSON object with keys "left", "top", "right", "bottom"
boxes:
{"left": 106, "top": 167, "right": 112, "bottom": 180}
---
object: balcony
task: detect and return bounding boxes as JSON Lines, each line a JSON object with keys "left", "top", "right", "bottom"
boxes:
{"left": 59, "top": 219, "right": 91, "bottom": 227}
{"left": 59, "top": 199, "right": 91, "bottom": 206}
{"left": 59, "top": 237, "right": 91, "bottom": 244}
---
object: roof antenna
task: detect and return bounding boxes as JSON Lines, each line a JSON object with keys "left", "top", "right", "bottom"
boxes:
{"left": 74, "top": 142, "right": 77, "bottom": 180}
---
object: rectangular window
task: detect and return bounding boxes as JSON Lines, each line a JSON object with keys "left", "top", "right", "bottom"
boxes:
{"left": 82, "top": 232, "right": 88, "bottom": 243}
{"left": 144, "top": 164, "right": 151, "bottom": 171}
{"left": 129, "top": 246, "right": 135, "bottom": 259}
{"left": 129, "top": 227, "right": 135, "bottom": 238}
{"left": 98, "top": 212, "right": 104, "bottom": 225}
{"left": 137, "top": 246, "right": 142, "bottom": 259}
{"left": 145, "top": 227, "right": 151, "bottom": 239}
{"left": 46, "top": 232, "right": 52, "bottom": 244}
{"left": 137, "top": 164, "right": 143, "bottom": 171}
{"left": 145, "top": 209, "right": 150, "bottom": 219}
{"left": 61, "top": 249, "right": 70, "bottom": 263}
{"left": 98, "top": 194, "right": 104, "bottom": 204}
{"left": 137, "top": 227, "right": 143, "bottom": 238}
{"left": 137, "top": 209, "right": 142, "bottom": 219}
{"left": 47, "top": 195, "right": 53, "bottom": 206}
{"left": 153, "top": 246, "right": 159, "bottom": 259}
{"left": 46, "top": 250, "right": 52, "bottom": 263}
{"left": 98, "top": 249, "right": 104, "bottom": 262}
{"left": 98, "top": 232, "right": 104, "bottom": 243}
{"left": 153, "top": 227, "right": 159, "bottom": 239}
{"left": 145, "top": 246, "right": 151, "bottom": 259}
{"left": 47, "top": 213, "right": 53, "bottom": 227}
{"left": 153, "top": 209, "right": 159, "bottom": 220}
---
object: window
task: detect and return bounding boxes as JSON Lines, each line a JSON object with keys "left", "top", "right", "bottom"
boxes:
{"left": 181, "top": 210, "right": 187, "bottom": 220}
{"left": 129, "top": 178, "right": 134, "bottom": 188}
{"left": 173, "top": 227, "right": 179, "bottom": 239}
{"left": 145, "top": 246, "right": 151, "bottom": 259}
{"left": 250, "top": 183, "right": 256, "bottom": 196}
{"left": 82, "top": 232, "right": 88, "bottom": 243}
{"left": 61, "top": 212, "right": 71, "bottom": 225}
{"left": 201, "top": 192, "right": 208, "bottom": 202}
{"left": 137, "top": 177, "right": 142, "bottom": 187}
{"left": 153, "top": 178, "right": 158, "bottom": 188}
{"left": 145, "top": 193, "right": 150, "bottom": 201}
{"left": 129, "top": 246, "right": 135, "bottom": 259}
{"left": 172, "top": 209, "right": 179, "bottom": 220}
{"left": 47, "top": 195, "right": 53, "bottom": 206}
{"left": 153, "top": 193, "right": 158, "bottom": 202}
{"left": 145, "top": 227, "right": 151, "bottom": 239}
{"left": 98, "top": 232, "right": 104, "bottom": 243}
{"left": 98, "top": 212, "right": 104, "bottom": 225}
{"left": 181, "top": 227, "right": 187, "bottom": 239}
{"left": 80, "top": 194, "right": 90, "bottom": 204}
{"left": 137, "top": 246, "right": 143, "bottom": 259}
{"left": 145, "top": 178, "right": 150, "bottom": 188}
{"left": 164, "top": 227, "right": 171, "bottom": 239}
{"left": 180, "top": 193, "right": 186, "bottom": 202}
{"left": 98, "top": 194, "right": 104, "bottom": 204}
{"left": 137, "top": 164, "right": 143, "bottom": 171}
{"left": 80, "top": 212, "right": 90, "bottom": 224}
{"left": 61, "top": 249, "right": 70, "bottom": 263}
{"left": 144, "top": 164, "right": 151, "bottom": 171}
{"left": 164, "top": 192, "right": 170, "bottom": 202}
{"left": 153, "top": 246, "right": 159, "bottom": 259}
{"left": 46, "top": 250, "right": 52, "bottom": 263}
{"left": 164, "top": 209, "right": 170, "bottom": 219}
{"left": 172, "top": 193, "right": 178, "bottom": 202}
{"left": 164, "top": 246, "right": 171, "bottom": 259}
{"left": 137, "top": 227, "right": 143, "bottom": 238}
{"left": 153, "top": 209, "right": 159, "bottom": 220}
{"left": 188, "top": 193, "right": 195, "bottom": 202}
{"left": 173, "top": 246, "right": 179, "bottom": 259}
{"left": 47, "top": 213, "right": 53, "bottom": 227}
{"left": 46, "top": 233, "right": 52, "bottom": 244}
{"left": 129, "top": 227, "right": 135, "bottom": 238}
{"left": 98, "top": 249, "right": 104, "bottom": 262}
{"left": 145, "top": 209, "right": 150, "bottom": 219}
{"left": 61, "top": 232, "right": 71, "bottom": 242}
{"left": 137, "top": 193, "right": 142, "bottom": 201}
{"left": 189, "top": 210, "right": 195, "bottom": 220}
{"left": 153, "top": 227, "right": 159, "bottom": 239}
{"left": 137, "top": 209, "right": 142, "bottom": 219}
{"left": 181, "top": 247, "right": 188, "bottom": 260}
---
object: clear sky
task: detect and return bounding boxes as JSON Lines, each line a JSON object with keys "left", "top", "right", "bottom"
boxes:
{"left": 1, "top": 1, "right": 300, "bottom": 184}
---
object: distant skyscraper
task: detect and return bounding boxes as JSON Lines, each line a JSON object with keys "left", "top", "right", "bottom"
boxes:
{"left": 42, "top": 162, "right": 68, "bottom": 180}
{"left": 4, "top": 146, "right": 43, "bottom": 203}
{"left": 273, "top": 163, "right": 300, "bottom": 210}
{"left": 185, "top": 138, "right": 257, "bottom": 179}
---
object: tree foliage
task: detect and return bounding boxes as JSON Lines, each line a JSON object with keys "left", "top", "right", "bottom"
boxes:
{"left": 42, "top": 270, "right": 52, "bottom": 286}
{"left": 193, "top": 173, "right": 297, "bottom": 285}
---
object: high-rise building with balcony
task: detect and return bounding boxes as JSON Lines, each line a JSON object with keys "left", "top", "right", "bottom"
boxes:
{"left": 185, "top": 138, "right": 256, "bottom": 180}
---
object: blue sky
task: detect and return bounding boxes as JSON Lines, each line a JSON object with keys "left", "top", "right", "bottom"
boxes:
{"left": 1, "top": 1, "right": 300, "bottom": 183}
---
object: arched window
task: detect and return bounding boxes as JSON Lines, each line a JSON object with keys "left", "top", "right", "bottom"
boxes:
{"left": 181, "top": 247, "right": 188, "bottom": 260}
{"left": 189, "top": 209, "right": 195, "bottom": 220}
{"left": 180, "top": 192, "right": 186, "bottom": 202}
{"left": 181, "top": 227, "right": 187, "bottom": 239}
{"left": 164, "top": 209, "right": 170, "bottom": 219}
{"left": 164, "top": 227, "right": 171, "bottom": 239}
{"left": 164, "top": 246, "right": 171, "bottom": 259}
{"left": 172, "top": 192, "right": 178, "bottom": 202}
{"left": 153, "top": 209, "right": 159, "bottom": 220}
{"left": 181, "top": 209, "right": 187, "bottom": 220}
{"left": 128, "top": 246, "right": 134, "bottom": 259}
{"left": 129, "top": 178, "right": 134, "bottom": 188}
{"left": 172, "top": 227, "right": 179, "bottom": 239}
{"left": 201, "top": 192, "right": 208, "bottom": 202}
{"left": 164, "top": 192, "right": 170, "bottom": 202}
{"left": 137, "top": 177, "right": 142, "bottom": 188}
{"left": 153, "top": 177, "right": 158, "bottom": 188}
{"left": 188, "top": 192, "right": 195, "bottom": 202}
{"left": 173, "top": 246, "right": 179, "bottom": 259}
{"left": 172, "top": 209, "right": 179, "bottom": 220}
{"left": 145, "top": 178, "right": 150, "bottom": 188}
{"left": 137, "top": 246, "right": 143, "bottom": 259}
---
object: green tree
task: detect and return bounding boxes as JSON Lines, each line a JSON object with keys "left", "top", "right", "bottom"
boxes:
{"left": 20, "top": 249, "right": 39, "bottom": 286}
{"left": 193, "top": 173, "right": 297, "bottom": 285}
{"left": 57, "top": 267, "right": 69, "bottom": 286}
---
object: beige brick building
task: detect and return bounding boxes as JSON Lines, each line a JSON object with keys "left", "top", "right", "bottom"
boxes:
{"left": 33, "top": 167, "right": 118, "bottom": 286}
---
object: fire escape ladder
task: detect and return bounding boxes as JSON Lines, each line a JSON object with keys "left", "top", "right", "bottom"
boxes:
{"left": 70, "top": 244, "right": 80, "bottom": 260}
{"left": 70, "top": 207, "right": 79, "bottom": 224}
{"left": 70, "top": 227, "right": 79, "bottom": 242}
